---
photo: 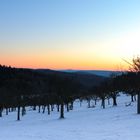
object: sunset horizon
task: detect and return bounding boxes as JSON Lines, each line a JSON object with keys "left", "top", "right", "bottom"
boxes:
{"left": 0, "top": 62, "right": 127, "bottom": 71}
{"left": 1, "top": 0, "right": 140, "bottom": 71}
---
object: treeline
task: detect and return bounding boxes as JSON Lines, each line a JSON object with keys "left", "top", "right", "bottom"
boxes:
{"left": 87, "top": 72, "right": 138, "bottom": 109}
{"left": 0, "top": 65, "right": 81, "bottom": 120}
{"left": 0, "top": 64, "right": 140, "bottom": 121}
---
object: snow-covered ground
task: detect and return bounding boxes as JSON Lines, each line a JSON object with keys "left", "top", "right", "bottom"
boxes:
{"left": 1, "top": 95, "right": 140, "bottom": 140}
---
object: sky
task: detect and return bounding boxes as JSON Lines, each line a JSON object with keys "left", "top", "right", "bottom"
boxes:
{"left": 0, "top": 0, "right": 140, "bottom": 70}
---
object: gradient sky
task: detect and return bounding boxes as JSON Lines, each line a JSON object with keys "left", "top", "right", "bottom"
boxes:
{"left": 0, "top": 0, "right": 140, "bottom": 70}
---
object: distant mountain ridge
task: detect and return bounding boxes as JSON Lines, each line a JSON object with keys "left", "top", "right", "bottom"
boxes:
{"left": 58, "top": 70, "right": 121, "bottom": 77}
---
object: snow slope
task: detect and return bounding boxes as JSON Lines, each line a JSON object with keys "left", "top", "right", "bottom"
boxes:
{"left": 0, "top": 95, "right": 140, "bottom": 140}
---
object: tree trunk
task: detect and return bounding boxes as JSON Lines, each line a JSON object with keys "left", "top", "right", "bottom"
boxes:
{"left": 38, "top": 105, "right": 41, "bottom": 113}
{"left": 134, "top": 95, "right": 137, "bottom": 101}
{"left": 101, "top": 98, "right": 105, "bottom": 109}
{"left": 137, "top": 93, "right": 140, "bottom": 114}
{"left": 66, "top": 103, "right": 69, "bottom": 112}
{"left": 42, "top": 105, "right": 46, "bottom": 114}
{"left": 113, "top": 96, "right": 117, "bottom": 106}
{"left": 57, "top": 104, "right": 60, "bottom": 112}
{"left": 94, "top": 99, "right": 97, "bottom": 105}
{"left": 11, "top": 108, "right": 15, "bottom": 112}
{"left": 6, "top": 108, "right": 8, "bottom": 115}
{"left": 33, "top": 106, "right": 36, "bottom": 110}
{"left": 17, "top": 106, "right": 20, "bottom": 121}
{"left": 88, "top": 99, "right": 91, "bottom": 108}
{"left": 80, "top": 100, "right": 82, "bottom": 107}
{"left": 60, "top": 103, "right": 64, "bottom": 119}
{"left": 131, "top": 95, "right": 134, "bottom": 102}
{"left": 22, "top": 106, "right": 26, "bottom": 116}
{"left": 0, "top": 107, "right": 2, "bottom": 117}
{"left": 9, "top": 108, "right": 11, "bottom": 112}
{"left": 107, "top": 98, "right": 110, "bottom": 105}
{"left": 70, "top": 101, "right": 73, "bottom": 110}
{"left": 51, "top": 105, "right": 54, "bottom": 111}
{"left": 47, "top": 105, "right": 50, "bottom": 115}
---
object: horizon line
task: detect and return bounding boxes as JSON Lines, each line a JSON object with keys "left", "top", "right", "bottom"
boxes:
{"left": 0, "top": 64, "right": 122, "bottom": 72}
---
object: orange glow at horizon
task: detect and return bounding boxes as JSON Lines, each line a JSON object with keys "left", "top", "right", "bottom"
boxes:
{"left": 1, "top": 27, "right": 139, "bottom": 71}
{"left": 0, "top": 51, "right": 129, "bottom": 71}
{"left": 0, "top": 46, "right": 130, "bottom": 71}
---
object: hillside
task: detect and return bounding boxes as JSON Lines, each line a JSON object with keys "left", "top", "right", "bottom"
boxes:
{"left": 36, "top": 69, "right": 107, "bottom": 88}
{"left": 0, "top": 94, "right": 139, "bottom": 140}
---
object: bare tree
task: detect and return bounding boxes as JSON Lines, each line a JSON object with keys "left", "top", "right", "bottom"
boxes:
{"left": 125, "top": 56, "right": 140, "bottom": 114}
{"left": 131, "top": 56, "right": 140, "bottom": 72}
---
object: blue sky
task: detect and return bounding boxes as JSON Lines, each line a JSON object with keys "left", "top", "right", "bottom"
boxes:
{"left": 0, "top": 0, "right": 140, "bottom": 70}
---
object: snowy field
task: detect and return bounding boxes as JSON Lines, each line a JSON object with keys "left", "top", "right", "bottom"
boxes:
{"left": 1, "top": 95, "right": 140, "bottom": 140}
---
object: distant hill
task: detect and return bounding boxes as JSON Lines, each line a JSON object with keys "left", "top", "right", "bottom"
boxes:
{"left": 36, "top": 69, "right": 107, "bottom": 88}
{"left": 59, "top": 70, "right": 121, "bottom": 77}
